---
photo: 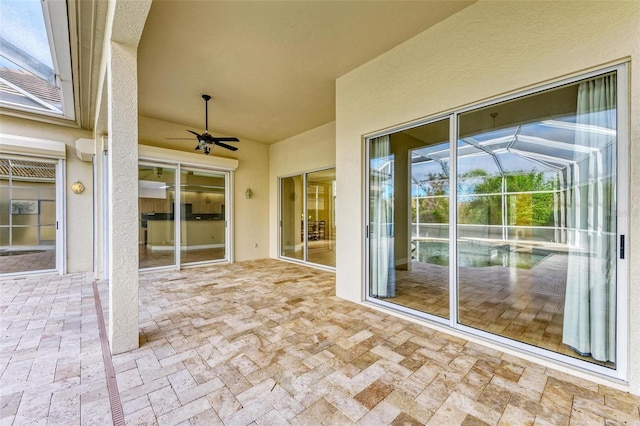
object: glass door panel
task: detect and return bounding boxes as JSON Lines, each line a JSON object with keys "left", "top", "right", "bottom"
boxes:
{"left": 306, "top": 169, "right": 336, "bottom": 267}
{"left": 280, "top": 175, "right": 304, "bottom": 261}
{"left": 138, "top": 165, "right": 176, "bottom": 269}
{"left": 369, "top": 119, "right": 451, "bottom": 318}
{"left": 457, "top": 72, "right": 617, "bottom": 368}
{"left": 180, "top": 169, "right": 227, "bottom": 264}
{"left": 0, "top": 158, "right": 57, "bottom": 274}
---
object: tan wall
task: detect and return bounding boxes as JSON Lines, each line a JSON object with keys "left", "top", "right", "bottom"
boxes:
{"left": 268, "top": 121, "right": 336, "bottom": 258}
{"left": 336, "top": 1, "right": 640, "bottom": 394}
{"left": 1, "top": 115, "right": 95, "bottom": 273}
{"left": 139, "top": 115, "right": 270, "bottom": 261}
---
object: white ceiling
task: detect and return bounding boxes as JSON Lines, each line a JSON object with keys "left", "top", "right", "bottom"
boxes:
{"left": 135, "top": 1, "right": 475, "bottom": 144}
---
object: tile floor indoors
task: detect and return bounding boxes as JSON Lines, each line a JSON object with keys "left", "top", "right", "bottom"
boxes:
{"left": 1, "top": 259, "right": 639, "bottom": 425}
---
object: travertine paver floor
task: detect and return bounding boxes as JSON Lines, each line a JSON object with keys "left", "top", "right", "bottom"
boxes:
{"left": 0, "top": 272, "right": 112, "bottom": 425}
{"left": 2, "top": 259, "right": 640, "bottom": 425}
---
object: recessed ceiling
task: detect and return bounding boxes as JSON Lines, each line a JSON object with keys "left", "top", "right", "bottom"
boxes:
{"left": 137, "top": 1, "right": 474, "bottom": 144}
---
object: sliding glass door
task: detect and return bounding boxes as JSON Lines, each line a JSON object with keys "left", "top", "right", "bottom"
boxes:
{"left": 180, "top": 169, "right": 227, "bottom": 264}
{"left": 366, "top": 66, "right": 626, "bottom": 374}
{"left": 307, "top": 169, "right": 336, "bottom": 267}
{"left": 280, "top": 168, "right": 336, "bottom": 268}
{"left": 139, "top": 163, "right": 230, "bottom": 269}
{"left": 1, "top": 157, "right": 60, "bottom": 274}
{"left": 139, "top": 164, "right": 177, "bottom": 269}
{"left": 369, "top": 119, "right": 450, "bottom": 318}
{"left": 280, "top": 174, "right": 304, "bottom": 261}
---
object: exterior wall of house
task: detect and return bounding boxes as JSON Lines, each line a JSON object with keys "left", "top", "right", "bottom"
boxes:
{"left": 1, "top": 115, "right": 95, "bottom": 274}
{"left": 138, "top": 115, "right": 270, "bottom": 261}
{"left": 268, "top": 121, "right": 336, "bottom": 259}
{"left": 335, "top": 1, "right": 640, "bottom": 394}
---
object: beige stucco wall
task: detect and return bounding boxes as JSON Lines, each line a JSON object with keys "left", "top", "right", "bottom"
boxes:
{"left": 138, "top": 115, "right": 270, "bottom": 261}
{"left": 1, "top": 115, "right": 95, "bottom": 274}
{"left": 336, "top": 1, "right": 640, "bottom": 394}
{"left": 268, "top": 121, "right": 336, "bottom": 259}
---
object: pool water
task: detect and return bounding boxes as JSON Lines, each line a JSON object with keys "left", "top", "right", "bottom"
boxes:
{"left": 414, "top": 241, "right": 548, "bottom": 269}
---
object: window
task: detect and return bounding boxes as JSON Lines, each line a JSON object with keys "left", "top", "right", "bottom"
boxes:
{"left": 0, "top": 0, "right": 74, "bottom": 120}
{"left": 366, "top": 65, "right": 627, "bottom": 378}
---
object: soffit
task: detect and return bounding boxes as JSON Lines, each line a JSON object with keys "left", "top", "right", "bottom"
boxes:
{"left": 137, "top": 0, "right": 475, "bottom": 145}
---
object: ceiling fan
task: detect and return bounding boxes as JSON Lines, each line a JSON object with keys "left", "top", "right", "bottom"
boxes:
{"left": 167, "top": 94, "right": 239, "bottom": 154}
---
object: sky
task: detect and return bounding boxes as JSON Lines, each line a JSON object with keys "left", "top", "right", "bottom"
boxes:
{"left": 0, "top": 0, "right": 53, "bottom": 68}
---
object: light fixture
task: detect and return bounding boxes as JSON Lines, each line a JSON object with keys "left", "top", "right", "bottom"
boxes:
{"left": 245, "top": 188, "right": 253, "bottom": 199}
{"left": 71, "top": 181, "right": 85, "bottom": 194}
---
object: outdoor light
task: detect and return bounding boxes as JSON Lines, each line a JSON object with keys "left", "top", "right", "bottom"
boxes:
{"left": 245, "top": 188, "right": 253, "bottom": 199}
{"left": 71, "top": 181, "right": 85, "bottom": 194}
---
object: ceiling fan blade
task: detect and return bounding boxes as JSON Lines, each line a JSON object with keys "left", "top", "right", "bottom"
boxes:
{"left": 166, "top": 138, "right": 196, "bottom": 140}
{"left": 212, "top": 137, "right": 239, "bottom": 142}
{"left": 195, "top": 145, "right": 200, "bottom": 150}
{"left": 186, "top": 129, "right": 202, "bottom": 138}
{"left": 215, "top": 141, "right": 238, "bottom": 151}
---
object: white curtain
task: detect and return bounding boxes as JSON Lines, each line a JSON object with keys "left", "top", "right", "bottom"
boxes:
{"left": 370, "top": 135, "right": 395, "bottom": 298}
{"left": 563, "top": 74, "right": 617, "bottom": 362}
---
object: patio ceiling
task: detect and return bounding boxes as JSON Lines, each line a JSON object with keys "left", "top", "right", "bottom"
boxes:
{"left": 135, "top": 1, "right": 475, "bottom": 144}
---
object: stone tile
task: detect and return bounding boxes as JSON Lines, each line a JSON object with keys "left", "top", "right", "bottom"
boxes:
{"left": 426, "top": 400, "right": 469, "bottom": 425}
{"left": 354, "top": 379, "right": 394, "bottom": 410}
{"left": 156, "top": 396, "right": 211, "bottom": 426}
{"left": 149, "top": 385, "right": 181, "bottom": 416}
{"left": 3, "top": 261, "right": 640, "bottom": 426}
{"left": 572, "top": 395, "right": 640, "bottom": 424}
{"left": 385, "top": 390, "right": 434, "bottom": 424}
{"left": 224, "top": 398, "right": 273, "bottom": 426}
{"left": 117, "top": 367, "right": 144, "bottom": 392}
{"left": 498, "top": 402, "right": 535, "bottom": 425}
{"left": 122, "top": 394, "right": 151, "bottom": 416}
{"left": 290, "top": 398, "right": 356, "bottom": 426}
{"left": 206, "top": 386, "right": 242, "bottom": 420}
{"left": 445, "top": 390, "right": 501, "bottom": 425}
{"left": 188, "top": 408, "right": 224, "bottom": 425}
{"left": 323, "top": 385, "right": 368, "bottom": 422}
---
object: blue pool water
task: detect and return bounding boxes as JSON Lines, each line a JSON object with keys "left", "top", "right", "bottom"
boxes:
{"left": 414, "top": 241, "right": 548, "bottom": 269}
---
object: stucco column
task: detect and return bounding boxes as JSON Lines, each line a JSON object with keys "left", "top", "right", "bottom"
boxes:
{"left": 107, "top": 40, "right": 139, "bottom": 354}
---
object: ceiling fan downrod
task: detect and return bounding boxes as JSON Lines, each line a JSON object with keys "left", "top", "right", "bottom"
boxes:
{"left": 202, "top": 94, "right": 211, "bottom": 133}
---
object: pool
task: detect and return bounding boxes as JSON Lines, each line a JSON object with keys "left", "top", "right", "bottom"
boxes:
{"left": 413, "top": 240, "right": 549, "bottom": 269}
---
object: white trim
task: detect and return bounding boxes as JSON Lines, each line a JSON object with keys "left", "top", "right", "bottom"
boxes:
{"left": 227, "top": 171, "right": 234, "bottom": 263}
{"left": 139, "top": 145, "right": 239, "bottom": 171}
{"left": 57, "top": 158, "right": 66, "bottom": 274}
{"left": 41, "top": 0, "right": 75, "bottom": 121}
{"left": 0, "top": 134, "right": 66, "bottom": 158}
{"left": 148, "top": 243, "right": 225, "bottom": 251}
{"left": 449, "top": 115, "right": 458, "bottom": 329}
{"left": 614, "top": 62, "right": 629, "bottom": 381}
{"left": 174, "top": 163, "right": 181, "bottom": 267}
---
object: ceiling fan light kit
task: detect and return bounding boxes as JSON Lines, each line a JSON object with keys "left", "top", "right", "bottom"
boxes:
{"left": 166, "top": 94, "right": 239, "bottom": 154}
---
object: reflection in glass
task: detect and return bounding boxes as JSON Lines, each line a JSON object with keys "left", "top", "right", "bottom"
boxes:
{"left": 138, "top": 165, "right": 176, "bottom": 269}
{"left": 280, "top": 175, "right": 304, "bottom": 260}
{"left": 180, "top": 169, "right": 226, "bottom": 264}
{"left": 307, "top": 169, "right": 336, "bottom": 267}
{"left": 369, "top": 119, "right": 451, "bottom": 318}
{"left": 457, "top": 73, "right": 617, "bottom": 368}
{"left": 0, "top": 158, "right": 57, "bottom": 274}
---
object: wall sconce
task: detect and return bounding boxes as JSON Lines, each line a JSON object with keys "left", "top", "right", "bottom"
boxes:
{"left": 71, "top": 181, "right": 85, "bottom": 194}
{"left": 245, "top": 188, "right": 253, "bottom": 199}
